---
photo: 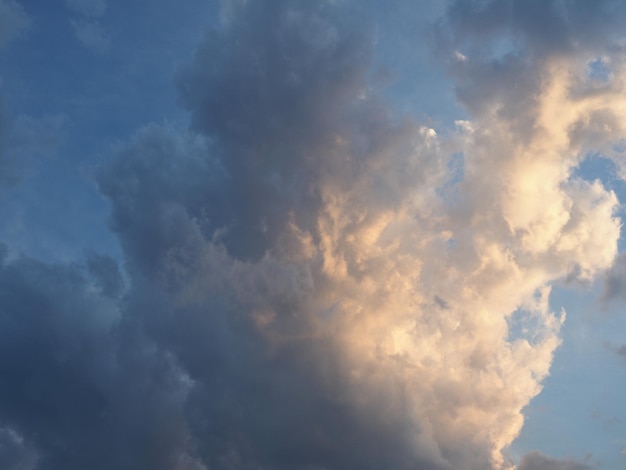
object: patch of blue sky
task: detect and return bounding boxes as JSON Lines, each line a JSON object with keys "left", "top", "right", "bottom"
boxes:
{"left": 512, "top": 281, "right": 626, "bottom": 468}
{"left": 0, "top": 0, "right": 220, "bottom": 262}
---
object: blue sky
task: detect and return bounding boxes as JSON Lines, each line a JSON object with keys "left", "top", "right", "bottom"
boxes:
{"left": 1, "top": 1, "right": 626, "bottom": 469}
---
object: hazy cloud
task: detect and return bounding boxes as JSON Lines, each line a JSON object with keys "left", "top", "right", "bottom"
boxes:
{"left": 70, "top": 19, "right": 111, "bottom": 53}
{"left": 0, "top": 98, "right": 14, "bottom": 185}
{"left": 518, "top": 452, "right": 592, "bottom": 470}
{"left": 0, "top": 0, "right": 29, "bottom": 49}
{"left": 0, "top": 427, "right": 37, "bottom": 470}
{"left": 603, "top": 253, "right": 626, "bottom": 302}
{"left": 65, "top": 0, "right": 106, "bottom": 18}
{"left": 0, "top": 248, "right": 204, "bottom": 470}
{"left": 0, "top": 102, "right": 66, "bottom": 187}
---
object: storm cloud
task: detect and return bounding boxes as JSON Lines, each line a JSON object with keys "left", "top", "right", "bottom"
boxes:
{"left": 1, "top": 0, "right": 626, "bottom": 469}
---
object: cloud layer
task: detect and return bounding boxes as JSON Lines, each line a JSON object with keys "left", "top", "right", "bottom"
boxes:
{"left": 1, "top": 0, "right": 626, "bottom": 469}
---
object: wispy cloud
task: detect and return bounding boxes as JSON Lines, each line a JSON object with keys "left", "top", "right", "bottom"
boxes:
{"left": 65, "top": 0, "right": 106, "bottom": 18}
{"left": 70, "top": 19, "right": 111, "bottom": 53}
{"left": 518, "top": 452, "right": 592, "bottom": 470}
{"left": 0, "top": 0, "right": 29, "bottom": 49}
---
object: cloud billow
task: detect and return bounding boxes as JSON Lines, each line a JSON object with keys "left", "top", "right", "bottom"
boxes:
{"left": 100, "top": 1, "right": 622, "bottom": 468}
{"left": 0, "top": 249, "right": 205, "bottom": 470}
{"left": 1, "top": 0, "right": 626, "bottom": 469}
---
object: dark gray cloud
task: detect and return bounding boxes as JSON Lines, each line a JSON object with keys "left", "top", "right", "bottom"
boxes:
{"left": 518, "top": 452, "right": 592, "bottom": 470}
{"left": 176, "top": 0, "right": 377, "bottom": 261}
{"left": 98, "top": 124, "right": 443, "bottom": 469}
{"left": 97, "top": 2, "right": 447, "bottom": 465}
{"left": 443, "top": 0, "right": 626, "bottom": 57}
{"left": 0, "top": 249, "right": 202, "bottom": 470}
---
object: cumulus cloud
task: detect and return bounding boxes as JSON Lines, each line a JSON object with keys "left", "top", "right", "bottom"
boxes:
{"left": 0, "top": 248, "right": 205, "bottom": 470}
{"left": 0, "top": 0, "right": 625, "bottom": 469}
{"left": 0, "top": 0, "right": 29, "bottom": 49}
{"left": 100, "top": 1, "right": 621, "bottom": 468}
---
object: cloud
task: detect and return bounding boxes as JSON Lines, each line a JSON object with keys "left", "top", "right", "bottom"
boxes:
{"left": 443, "top": 0, "right": 626, "bottom": 58}
{"left": 70, "top": 19, "right": 111, "bottom": 53}
{"left": 0, "top": 248, "right": 205, "bottom": 470}
{"left": 0, "top": 99, "right": 66, "bottom": 187}
{"left": 65, "top": 0, "right": 106, "bottom": 18}
{"left": 85, "top": 252, "right": 124, "bottom": 298}
{"left": 0, "top": 0, "right": 29, "bottom": 49}
{"left": 0, "top": 98, "right": 14, "bottom": 185}
{"left": 99, "top": 1, "right": 621, "bottom": 468}
{"left": 0, "top": 0, "right": 624, "bottom": 469}
{"left": 518, "top": 452, "right": 592, "bottom": 470}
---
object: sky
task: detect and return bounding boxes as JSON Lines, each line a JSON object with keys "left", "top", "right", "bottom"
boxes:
{"left": 0, "top": 0, "right": 626, "bottom": 469}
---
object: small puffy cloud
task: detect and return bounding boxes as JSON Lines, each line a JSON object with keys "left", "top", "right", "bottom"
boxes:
{"left": 65, "top": 0, "right": 106, "bottom": 18}
{"left": 70, "top": 19, "right": 111, "bottom": 53}
{"left": 518, "top": 452, "right": 592, "bottom": 470}
{"left": 0, "top": 0, "right": 29, "bottom": 49}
